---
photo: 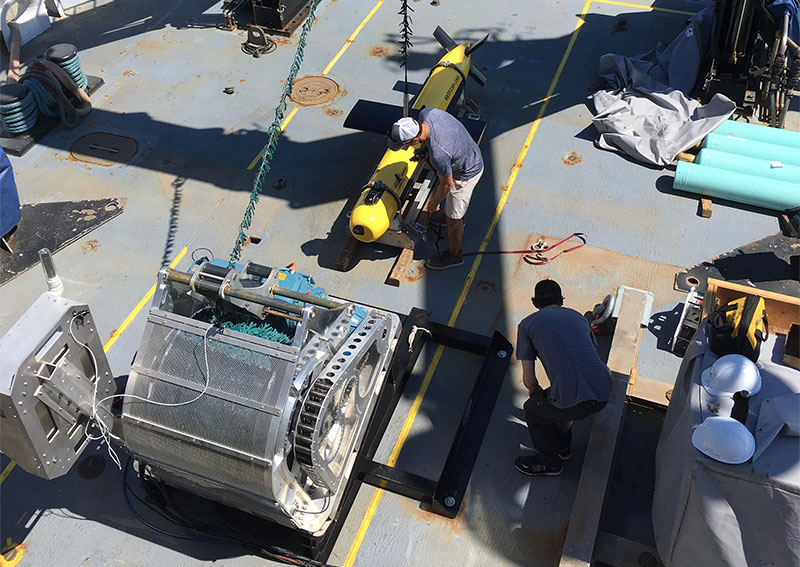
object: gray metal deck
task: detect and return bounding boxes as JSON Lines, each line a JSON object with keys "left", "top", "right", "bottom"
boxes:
{"left": 0, "top": 0, "right": 795, "bottom": 565}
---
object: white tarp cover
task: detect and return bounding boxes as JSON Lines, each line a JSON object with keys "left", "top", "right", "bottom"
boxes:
{"left": 653, "top": 323, "right": 800, "bottom": 566}
{"left": 591, "top": 9, "right": 736, "bottom": 166}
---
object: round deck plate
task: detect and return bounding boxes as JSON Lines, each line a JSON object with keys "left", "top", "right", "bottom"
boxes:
{"left": 290, "top": 76, "right": 339, "bottom": 106}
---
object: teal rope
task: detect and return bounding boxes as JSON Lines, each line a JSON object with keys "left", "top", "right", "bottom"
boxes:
{"left": 1, "top": 52, "right": 89, "bottom": 134}
{"left": 23, "top": 77, "right": 60, "bottom": 118}
{"left": 228, "top": 0, "right": 322, "bottom": 267}
{"left": 0, "top": 90, "right": 39, "bottom": 134}
{"left": 58, "top": 53, "right": 88, "bottom": 90}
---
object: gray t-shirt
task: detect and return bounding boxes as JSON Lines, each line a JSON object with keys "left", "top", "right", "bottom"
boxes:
{"left": 516, "top": 306, "right": 612, "bottom": 408}
{"left": 419, "top": 108, "right": 483, "bottom": 181}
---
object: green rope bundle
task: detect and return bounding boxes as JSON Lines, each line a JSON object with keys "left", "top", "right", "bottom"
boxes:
{"left": 196, "top": 306, "right": 293, "bottom": 345}
{"left": 228, "top": 0, "right": 322, "bottom": 267}
{"left": 216, "top": 320, "right": 292, "bottom": 344}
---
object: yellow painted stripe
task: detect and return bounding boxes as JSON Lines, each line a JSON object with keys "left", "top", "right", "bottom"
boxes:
{"left": 344, "top": 2, "right": 594, "bottom": 563}
{"left": 247, "top": 0, "right": 385, "bottom": 169}
{"left": 246, "top": 107, "right": 300, "bottom": 170}
{"left": 594, "top": 0, "right": 695, "bottom": 15}
{"left": 0, "top": 461, "right": 16, "bottom": 485}
{"left": 103, "top": 247, "right": 188, "bottom": 352}
{"left": 322, "top": 0, "right": 385, "bottom": 75}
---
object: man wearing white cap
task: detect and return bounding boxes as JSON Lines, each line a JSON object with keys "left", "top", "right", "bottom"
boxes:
{"left": 388, "top": 108, "right": 484, "bottom": 269}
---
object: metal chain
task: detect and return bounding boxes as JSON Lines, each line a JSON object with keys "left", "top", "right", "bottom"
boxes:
{"left": 228, "top": 0, "right": 321, "bottom": 267}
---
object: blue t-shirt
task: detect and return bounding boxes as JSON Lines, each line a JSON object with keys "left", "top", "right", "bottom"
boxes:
{"left": 516, "top": 306, "right": 612, "bottom": 408}
{"left": 419, "top": 108, "right": 483, "bottom": 181}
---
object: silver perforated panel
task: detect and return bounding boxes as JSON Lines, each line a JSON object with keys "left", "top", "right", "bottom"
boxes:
{"left": 122, "top": 313, "right": 297, "bottom": 503}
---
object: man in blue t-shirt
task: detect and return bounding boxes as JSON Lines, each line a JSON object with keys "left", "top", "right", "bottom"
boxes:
{"left": 388, "top": 109, "right": 484, "bottom": 270}
{"left": 515, "top": 280, "right": 612, "bottom": 476}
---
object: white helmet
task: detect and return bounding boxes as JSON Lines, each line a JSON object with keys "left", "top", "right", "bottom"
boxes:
{"left": 701, "top": 354, "right": 762, "bottom": 397}
{"left": 692, "top": 416, "right": 755, "bottom": 464}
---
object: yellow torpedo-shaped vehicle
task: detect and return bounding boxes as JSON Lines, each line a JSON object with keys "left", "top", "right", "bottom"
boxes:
{"left": 343, "top": 27, "right": 488, "bottom": 245}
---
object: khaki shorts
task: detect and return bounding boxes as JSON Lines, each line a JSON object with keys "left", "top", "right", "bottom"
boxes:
{"left": 444, "top": 168, "right": 484, "bottom": 220}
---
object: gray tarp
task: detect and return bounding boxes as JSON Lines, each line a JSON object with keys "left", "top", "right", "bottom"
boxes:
{"left": 591, "top": 9, "right": 736, "bottom": 166}
{"left": 652, "top": 323, "right": 800, "bottom": 566}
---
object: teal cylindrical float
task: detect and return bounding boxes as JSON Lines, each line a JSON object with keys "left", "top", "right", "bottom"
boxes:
{"left": 695, "top": 149, "right": 800, "bottom": 183}
{"left": 702, "top": 134, "right": 800, "bottom": 167}
{"left": 713, "top": 120, "right": 800, "bottom": 149}
{"left": 674, "top": 162, "right": 800, "bottom": 211}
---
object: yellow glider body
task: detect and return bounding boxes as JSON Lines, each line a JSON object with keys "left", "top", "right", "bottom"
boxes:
{"left": 350, "top": 43, "right": 474, "bottom": 243}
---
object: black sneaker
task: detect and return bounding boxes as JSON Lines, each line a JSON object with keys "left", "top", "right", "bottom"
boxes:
{"left": 425, "top": 249, "right": 464, "bottom": 270}
{"left": 514, "top": 455, "right": 562, "bottom": 476}
{"left": 559, "top": 449, "right": 572, "bottom": 461}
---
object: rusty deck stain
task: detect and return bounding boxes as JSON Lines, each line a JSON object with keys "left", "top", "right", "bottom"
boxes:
{"left": 370, "top": 45, "right": 390, "bottom": 57}
{"left": 561, "top": 151, "right": 582, "bottom": 166}
{"left": 81, "top": 239, "right": 101, "bottom": 253}
{"left": 405, "top": 262, "right": 426, "bottom": 282}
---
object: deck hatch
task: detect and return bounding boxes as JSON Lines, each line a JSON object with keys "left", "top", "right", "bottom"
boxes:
{"left": 69, "top": 132, "right": 138, "bottom": 165}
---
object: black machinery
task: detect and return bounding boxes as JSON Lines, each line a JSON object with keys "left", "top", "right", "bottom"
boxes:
{"left": 700, "top": 0, "right": 799, "bottom": 127}
{"left": 0, "top": 255, "right": 511, "bottom": 562}
{"left": 222, "top": 0, "right": 314, "bottom": 35}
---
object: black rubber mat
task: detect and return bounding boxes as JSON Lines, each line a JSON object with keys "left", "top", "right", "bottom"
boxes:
{"left": 0, "top": 197, "right": 125, "bottom": 285}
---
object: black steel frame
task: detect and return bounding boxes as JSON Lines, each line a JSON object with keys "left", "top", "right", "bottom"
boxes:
{"left": 304, "top": 307, "right": 513, "bottom": 562}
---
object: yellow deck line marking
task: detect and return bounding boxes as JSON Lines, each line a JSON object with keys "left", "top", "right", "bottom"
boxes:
{"left": 103, "top": 247, "right": 188, "bottom": 352}
{"left": 322, "top": 0, "right": 385, "bottom": 74}
{"left": 0, "top": 461, "right": 16, "bottom": 485}
{"left": 344, "top": 1, "right": 593, "bottom": 564}
{"left": 246, "top": 107, "right": 300, "bottom": 170}
{"left": 594, "top": 0, "right": 695, "bottom": 15}
{"left": 247, "top": 0, "right": 386, "bottom": 170}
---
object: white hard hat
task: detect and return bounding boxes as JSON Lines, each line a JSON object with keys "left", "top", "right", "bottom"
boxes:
{"left": 692, "top": 416, "right": 755, "bottom": 464}
{"left": 701, "top": 354, "right": 762, "bottom": 397}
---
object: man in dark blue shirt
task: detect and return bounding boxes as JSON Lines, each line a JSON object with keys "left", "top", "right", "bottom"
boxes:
{"left": 388, "top": 109, "right": 484, "bottom": 270}
{"left": 515, "top": 280, "right": 612, "bottom": 476}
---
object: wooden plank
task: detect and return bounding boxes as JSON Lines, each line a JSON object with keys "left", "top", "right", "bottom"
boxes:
{"left": 595, "top": 531, "right": 665, "bottom": 567}
{"left": 629, "top": 375, "right": 673, "bottom": 407}
{"left": 559, "top": 288, "right": 649, "bottom": 567}
{"left": 698, "top": 198, "right": 712, "bottom": 218}
{"left": 386, "top": 248, "right": 414, "bottom": 287}
{"left": 334, "top": 236, "right": 360, "bottom": 272}
{"left": 703, "top": 277, "right": 800, "bottom": 334}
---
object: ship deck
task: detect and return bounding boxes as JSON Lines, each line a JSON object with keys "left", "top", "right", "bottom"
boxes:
{"left": 0, "top": 0, "right": 796, "bottom": 565}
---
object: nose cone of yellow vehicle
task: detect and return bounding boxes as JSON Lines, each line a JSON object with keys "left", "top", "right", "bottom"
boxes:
{"left": 350, "top": 201, "right": 392, "bottom": 243}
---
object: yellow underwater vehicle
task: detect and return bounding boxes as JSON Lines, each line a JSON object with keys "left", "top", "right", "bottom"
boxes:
{"left": 343, "top": 27, "right": 488, "bottom": 247}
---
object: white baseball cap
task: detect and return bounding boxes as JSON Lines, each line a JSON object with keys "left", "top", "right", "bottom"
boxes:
{"left": 388, "top": 117, "right": 420, "bottom": 151}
